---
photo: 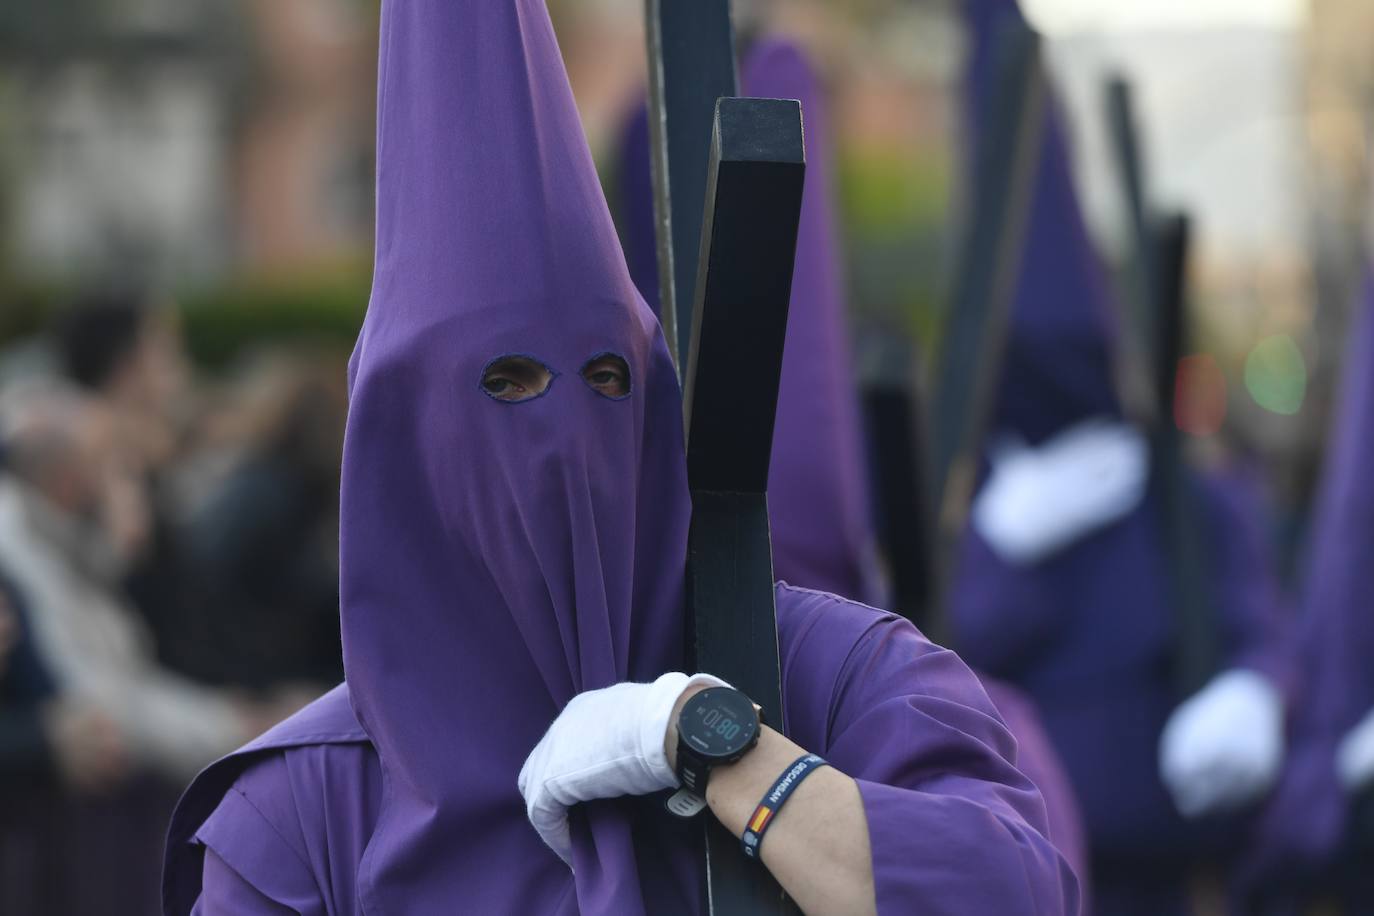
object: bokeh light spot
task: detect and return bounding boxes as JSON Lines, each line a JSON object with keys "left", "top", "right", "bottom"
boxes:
{"left": 1174, "top": 353, "right": 1227, "bottom": 436}
{"left": 1243, "top": 334, "right": 1306, "bottom": 415}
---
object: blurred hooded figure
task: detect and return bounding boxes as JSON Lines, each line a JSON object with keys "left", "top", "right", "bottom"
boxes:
{"left": 951, "top": 2, "right": 1293, "bottom": 913}
{"left": 615, "top": 33, "right": 1090, "bottom": 892}
{"left": 162, "top": 2, "right": 1079, "bottom": 914}
{"left": 1238, "top": 271, "right": 1374, "bottom": 913}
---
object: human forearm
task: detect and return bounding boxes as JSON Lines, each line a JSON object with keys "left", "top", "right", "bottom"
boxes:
{"left": 667, "top": 689, "right": 876, "bottom": 915}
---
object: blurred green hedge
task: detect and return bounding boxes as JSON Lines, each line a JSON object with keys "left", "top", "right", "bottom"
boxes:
{"left": 177, "top": 269, "right": 370, "bottom": 368}
{"left": 0, "top": 266, "right": 372, "bottom": 370}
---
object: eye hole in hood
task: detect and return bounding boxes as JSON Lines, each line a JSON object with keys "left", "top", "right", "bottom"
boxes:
{"left": 479, "top": 355, "right": 556, "bottom": 403}
{"left": 579, "top": 352, "right": 631, "bottom": 400}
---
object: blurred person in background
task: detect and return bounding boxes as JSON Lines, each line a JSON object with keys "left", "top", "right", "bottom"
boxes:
{"left": 0, "top": 383, "right": 272, "bottom": 780}
{"left": 54, "top": 290, "right": 188, "bottom": 474}
{"left": 52, "top": 296, "right": 345, "bottom": 691}
{"left": 1239, "top": 263, "right": 1374, "bottom": 914}
{"left": 169, "top": 350, "right": 346, "bottom": 688}
{"left": 950, "top": 2, "right": 1293, "bottom": 913}
{"left": 0, "top": 415, "right": 155, "bottom": 916}
{"left": 0, "top": 548, "right": 126, "bottom": 794}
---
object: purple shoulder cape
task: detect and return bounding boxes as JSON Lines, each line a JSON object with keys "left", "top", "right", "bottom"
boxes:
{"left": 162, "top": 684, "right": 368, "bottom": 915}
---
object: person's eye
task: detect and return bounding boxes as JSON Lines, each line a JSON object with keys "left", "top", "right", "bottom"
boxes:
{"left": 480, "top": 356, "right": 554, "bottom": 403}
{"left": 579, "top": 354, "right": 631, "bottom": 399}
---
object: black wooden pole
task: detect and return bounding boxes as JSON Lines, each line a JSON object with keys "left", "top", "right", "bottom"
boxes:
{"left": 682, "top": 97, "right": 805, "bottom": 916}
{"left": 1105, "top": 76, "right": 1155, "bottom": 339}
{"left": 924, "top": 20, "right": 1047, "bottom": 631}
{"left": 1103, "top": 77, "right": 1217, "bottom": 697}
{"left": 644, "top": 0, "right": 738, "bottom": 372}
{"left": 1151, "top": 213, "right": 1217, "bottom": 696}
{"left": 859, "top": 344, "right": 935, "bottom": 630}
{"left": 1103, "top": 74, "right": 1164, "bottom": 424}
{"left": 643, "top": 5, "right": 806, "bottom": 911}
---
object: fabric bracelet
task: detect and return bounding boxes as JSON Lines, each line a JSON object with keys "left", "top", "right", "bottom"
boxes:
{"left": 740, "top": 753, "right": 828, "bottom": 860}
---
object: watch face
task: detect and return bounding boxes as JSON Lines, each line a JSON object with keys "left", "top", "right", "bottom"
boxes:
{"left": 679, "top": 686, "right": 759, "bottom": 762}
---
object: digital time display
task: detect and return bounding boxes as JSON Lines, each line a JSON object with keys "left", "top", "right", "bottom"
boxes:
{"left": 680, "top": 686, "right": 759, "bottom": 760}
{"left": 697, "top": 705, "right": 744, "bottom": 742}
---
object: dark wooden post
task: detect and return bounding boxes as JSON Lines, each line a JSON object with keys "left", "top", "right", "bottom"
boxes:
{"left": 1103, "top": 74, "right": 1165, "bottom": 425}
{"left": 644, "top": 0, "right": 738, "bottom": 372}
{"left": 1105, "top": 76, "right": 1156, "bottom": 345}
{"left": 1151, "top": 214, "right": 1217, "bottom": 696}
{"left": 644, "top": 5, "right": 805, "bottom": 911}
{"left": 1103, "top": 76, "right": 1216, "bottom": 696}
{"left": 923, "top": 20, "right": 1047, "bottom": 630}
{"left": 861, "top": 353, "right": 935, "bottom": 629}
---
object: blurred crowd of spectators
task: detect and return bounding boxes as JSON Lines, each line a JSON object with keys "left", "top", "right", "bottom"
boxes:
{"left": 0, "top": 294, "right": 349, "bottom": 913}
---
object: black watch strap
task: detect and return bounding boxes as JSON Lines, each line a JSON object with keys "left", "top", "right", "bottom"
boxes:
{"left": 676, "top": 744, "right": 711, "bottom": 796}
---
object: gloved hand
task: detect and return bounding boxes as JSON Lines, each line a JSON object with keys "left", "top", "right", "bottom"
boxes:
{"left": 1336, "top": 706, "right": 1374, "bottom": 793}
{"left": 1159, "top": 669, "right": 1285, "bottom": 818}
{"left": 971, "top": 418, "right": 1149, "bottom": 566}
{"left": 518, "top": 672, "right": 727, "bottom": 865}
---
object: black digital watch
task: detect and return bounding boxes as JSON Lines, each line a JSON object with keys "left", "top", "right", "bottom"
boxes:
{"left": 667, "top": 686, "right": 761, "bottom": 817}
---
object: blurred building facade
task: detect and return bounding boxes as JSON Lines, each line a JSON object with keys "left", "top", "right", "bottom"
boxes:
{"left": 0, "top": 0, "right": 376, "bottom": 288}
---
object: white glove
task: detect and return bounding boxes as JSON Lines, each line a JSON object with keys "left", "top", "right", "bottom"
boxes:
{"left": 1159, "top": 669, "right": 1285, "bottom": 818}
{"left": 518, "top": 672, "right": 727, "bottom": 866}
{"left": 1336, "top": 706, "right": 1374, "bottom": 793}
{"left": 972, "top": 418, "right": 1149, "bottom": 566}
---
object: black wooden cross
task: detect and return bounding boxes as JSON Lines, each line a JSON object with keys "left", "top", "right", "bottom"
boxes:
{"left": 643, "top": 4, "right": 806, "bottom": 912}
{"left": 681, "top": 98, "right": 804, "bottom": 914}
{"left": 1104, "top": 76, "right": 1216, "bottom": 696}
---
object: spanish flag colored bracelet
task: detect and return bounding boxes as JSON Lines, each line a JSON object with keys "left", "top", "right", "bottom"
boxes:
{"left": 740, "top": 753, "right": 829, "bottom": 860}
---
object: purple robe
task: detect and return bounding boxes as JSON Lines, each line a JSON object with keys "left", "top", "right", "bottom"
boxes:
{"left": 952, "top": 0, "right": 1294, "bottom": 904}
{"left": 165, "top": 2, "right": 1077, "bottom": 912}
{"left": 979, "top": 675, "right": 1090, "bottom": 904}
{"left": 1236, "top": 276, "right": 1374, "bottom": 905}
{"left": 166, "top": 589, "right": 1078, "bottom": 915}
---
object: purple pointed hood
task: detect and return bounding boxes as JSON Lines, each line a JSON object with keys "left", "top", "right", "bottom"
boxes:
{"left": 614, "top": 102, "right": 662, "bottom": 317}
{"left": 963, "top": 0, "right": 1123, "bottom": 444}
{"left": 341, "top": 1, "right": 693, "bottom": 911}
